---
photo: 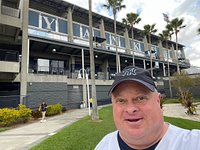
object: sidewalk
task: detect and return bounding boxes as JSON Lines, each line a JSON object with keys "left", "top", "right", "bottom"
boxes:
{"left": 0, "top": 108, "right": 89, "bottom": 150}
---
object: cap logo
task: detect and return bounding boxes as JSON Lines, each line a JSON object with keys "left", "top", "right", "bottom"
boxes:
{"left": 121, "top": 68, "right": 136, "bottom": 76}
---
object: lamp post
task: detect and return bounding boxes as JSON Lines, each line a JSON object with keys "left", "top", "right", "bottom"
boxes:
{"left": 78, "top": 69, "right": 91, "bottom": 116}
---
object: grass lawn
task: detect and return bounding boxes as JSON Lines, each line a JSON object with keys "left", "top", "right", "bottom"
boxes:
{"left": 31, "top": 106, "right": 200, "bottom": 150}
{"left": 163, "top": 98, "right": 200, "bottom": 104}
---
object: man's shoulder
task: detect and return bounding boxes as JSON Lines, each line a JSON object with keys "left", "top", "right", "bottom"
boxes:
{"left": 95, "top": 131, "right": 119, "bottom": 150}
{"left": 157, "top": 124, "right": 200, "bottom": 150}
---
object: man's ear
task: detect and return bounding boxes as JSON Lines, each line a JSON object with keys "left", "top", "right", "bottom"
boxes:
{"left": 157, "top": 93, "right": 161, "bottom": 104}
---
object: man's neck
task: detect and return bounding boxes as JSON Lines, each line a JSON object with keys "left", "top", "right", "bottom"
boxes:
{"left": 120, "top": 123, "right": 169, "bottom": 149}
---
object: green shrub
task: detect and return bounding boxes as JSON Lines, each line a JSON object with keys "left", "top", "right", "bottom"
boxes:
{"left": 18, "top": 104, "right": 32, "bottom": 123}
{"left": 0, "top": 105, "right": 32, "bottom": 127}
{"left": 46, "top": 103, "right": 62, "bottom": 116}
{"left": 0, "top": 108, "right": 20, "bottom": 127}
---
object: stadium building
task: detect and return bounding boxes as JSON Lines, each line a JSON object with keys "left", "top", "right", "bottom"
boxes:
{"left": 0, "top": 0, "right": 190, "bottom": 109}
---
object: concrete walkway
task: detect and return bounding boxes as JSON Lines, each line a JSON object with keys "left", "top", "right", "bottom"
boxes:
{"left": 0, "top": 108, "right": 89, "bottom": 150}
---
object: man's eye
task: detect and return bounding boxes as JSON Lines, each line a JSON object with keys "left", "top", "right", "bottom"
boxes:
{"left": 116, "top": 99, "right": 126, "bottom": 104}
{"left": 135, "top": 96, "right": 147, "bottom": 103}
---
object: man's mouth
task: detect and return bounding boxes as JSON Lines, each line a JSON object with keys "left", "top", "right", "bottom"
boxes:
{"left": 126, "top": 118, "right": 141, "bottom": 122}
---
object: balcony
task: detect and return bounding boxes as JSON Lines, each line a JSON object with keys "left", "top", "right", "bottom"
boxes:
{"left": 0, "top": 61, "right": 19, "bottom": 73}
{"left": 0, "top": 5, "right": 21, "bottom": 28}
{"left": 1, "top": 5, "right": 20, "bottom": 18}
{"left": 0, "top": 50, "right": 19, "bottom": 73}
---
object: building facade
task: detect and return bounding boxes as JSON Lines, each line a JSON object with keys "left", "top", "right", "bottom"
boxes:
{"left": 0, "top": 0, "right": 190, "bottom": 109}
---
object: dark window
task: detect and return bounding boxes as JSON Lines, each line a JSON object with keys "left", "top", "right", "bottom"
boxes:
{"left": 73, "top": 23, "right": 80, "bottom": 37}
{"left": 29, "top": 10, "right": 39, "bottom": 27}
{"left": 42, "top": 14, "right": 56, "bottom": 31}
{"left": 120, "top": 37, "right": 125, "bottom": 48}
{"left": 58, "top": 19, "right": 68, "bottom": 34}
{"left": 82, "top": 26, "right": 89, "bottom": 39}
{"left": 111, "top": 35, "right": 119, "bottom": 46}
{"left": 94, "top": 29, "right": 100, "bottom": 37}
{"left": 105, "top": 32, "right": 110, "bottom": 44}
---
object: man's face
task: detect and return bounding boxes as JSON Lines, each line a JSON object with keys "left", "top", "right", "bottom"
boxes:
{"left": 112, "top": 81, "right": 164, "bottom": 145}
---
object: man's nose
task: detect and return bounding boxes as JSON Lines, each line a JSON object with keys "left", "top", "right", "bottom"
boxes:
{"left": 125, "top": 102, "right": 139, "bottom": 114}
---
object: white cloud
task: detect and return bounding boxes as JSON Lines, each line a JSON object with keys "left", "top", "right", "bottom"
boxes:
{"left": 64, "top": 0, "right": 200, "bottom": 67}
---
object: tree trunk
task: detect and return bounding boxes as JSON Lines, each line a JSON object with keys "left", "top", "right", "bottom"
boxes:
{"left": 89, "top": 0, "right": 99, "bottom": 121}
{"left": 175, "top": 33, "right": 180, "bottom": 74}
{"left": 114, "top": 14, "right": 119, "bottom": 73}
{"left": 149, "top": 34, "right": 153, "bottom": 77}
{"left": 131, "top": 27, "right": 135, "bottom": 66}
{"left": 166, "top": 41, "right": 172, "bottom": 98}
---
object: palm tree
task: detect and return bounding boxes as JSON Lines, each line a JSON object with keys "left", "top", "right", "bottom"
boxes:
{"left": 141, "top": 24, "right": 157, "bottom": 77}
{"left": 103, "top": 0, "right": 126, "bottom": 73}
{"left": 122, "top": 13, "right": 141, "bottom": 66}
{"left": 167, "top": 18, "right": 186, "bottom": 74}
{"left": 89, "top": 0, "right": 99, "bottom": 121}
{"left": 159, "top": 30, "right": 172, "bottom": 97}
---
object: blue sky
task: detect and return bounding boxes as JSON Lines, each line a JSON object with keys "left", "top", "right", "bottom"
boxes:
{"left": 64, "top": 0, "right": 200, "bottom": 67}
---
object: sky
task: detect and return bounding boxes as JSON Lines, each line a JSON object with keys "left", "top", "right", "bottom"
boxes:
{"left": 64, "top": 0, "right": 200, "bottom": 67}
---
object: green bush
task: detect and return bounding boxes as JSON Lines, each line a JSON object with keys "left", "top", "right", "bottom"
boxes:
{"left": 46, "top": 103, "right": 62, "bottom": 116}
{"left": 18, "top": 104, "right": 32, "bottom": 123}
{"left": 0, "top": 108, "right": 20, "bottom": 127}
{"left": 0, "top": 105, "right": 32, "bottom": 127}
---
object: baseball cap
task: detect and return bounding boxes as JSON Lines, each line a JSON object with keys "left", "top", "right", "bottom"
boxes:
{"left": 109, "top": 66, "right": 156, "bottom": 95}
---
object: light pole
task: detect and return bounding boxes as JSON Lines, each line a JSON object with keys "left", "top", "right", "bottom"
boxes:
{"left": 78, "top": 69, "right": 91, "bottom": 116}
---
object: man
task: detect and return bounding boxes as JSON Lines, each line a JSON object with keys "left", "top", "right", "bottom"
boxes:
{"left": 95, "top": 66, "right": 200, "bottom": 150}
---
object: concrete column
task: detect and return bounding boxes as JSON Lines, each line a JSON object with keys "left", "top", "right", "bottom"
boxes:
{"left": 143, "top": 59, "right": 146, "bottom": 69}
{"left": 20, "top": 0, "right": 29, "bottom": 104}
{"left": 163, "top": 63, "right": 166, "bottom": 76}
{"left": 158, "top": 41, "right": 164, "bottom": 61}
{"left": 100, "top": 19, "right": 106, "bottom": 49}
{"left": 143, "top": 36, "right": 149, "bottom": 55}
{"left": 181, "top": 48, "right": 186, "bottom": 60}
{"left": 118, "top": 55, "right": 121, "bottom": 72}
{"left": 67, "top": 7, "right": 73, "bottom": 42}
{"left": 70, "top": 56, "right": 75, "bottom": 78}
{"left": 100, "top": 59, "right": 109, "bottom": 80}
{"left": 0, "top": 0, "right": 2, "bottom": 18}
{"left": 124, "top": 28, "right": 131, "bottom": 54}
{"left": 171, "top": 45, "right": 176, "bottom": 62}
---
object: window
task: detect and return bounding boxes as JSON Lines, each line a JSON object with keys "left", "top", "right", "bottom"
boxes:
{"left": 29, "top": 10, "right": 39, "bottom": 27}
{"left": 105, "top": 32, "right": 110, "bottom": 44}
{"left": 134, "top": 41, "right": 145, "bottom": 52}
{"left": 94, "top": 29, "right": 100, "bottom": 37}
{"left": 58, "top": 19, "right": 68, "bottom": 34}
{"left": 169, "top": 50, "right": 172, "bottom": 58}
{"left": 42, "top": 14, "right": 56, "bottom": 31}
{"left": 38, "top": 59, "right": 49, "bottom": 72}
{"left": 111, "top": 34, "right": 119, "bottom": 46}
{"left": 120, "top": 37, "right": 125, "bottom": 48}
{"left": 140, "top": 43, "right": 145, "bottom": 52}
{"left": 82, "top": 26, "right": 89, "bottom": 39}
{"left": 73, "top": 23, "right": 80, "bottom": 37}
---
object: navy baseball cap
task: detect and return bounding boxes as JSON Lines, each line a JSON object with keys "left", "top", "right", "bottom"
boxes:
{"left": 109, "top": 66, "right": 156, "bottom": 95}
